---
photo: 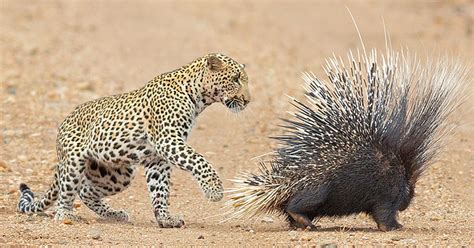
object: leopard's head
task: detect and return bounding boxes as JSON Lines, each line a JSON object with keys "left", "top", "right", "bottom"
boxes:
{"left": 202, "top": 53, "right": 250, "bottom": 113}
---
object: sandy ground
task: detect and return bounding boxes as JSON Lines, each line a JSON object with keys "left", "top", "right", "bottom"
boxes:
{"left": 0, "top": 0, "right": 473, "bottom": 246}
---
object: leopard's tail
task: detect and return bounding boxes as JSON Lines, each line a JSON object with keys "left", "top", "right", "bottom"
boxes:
{"left": 18, "top": 166, "right": 60, "bottom": 213}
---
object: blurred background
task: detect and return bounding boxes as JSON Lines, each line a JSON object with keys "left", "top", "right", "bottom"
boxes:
{"left": 0, "top": 0, "right": 472, "bottom": 246}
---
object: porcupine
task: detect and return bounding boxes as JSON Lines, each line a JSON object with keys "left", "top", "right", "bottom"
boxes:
{"left": 225, "top": 46, "right": 468, "bottom": 231}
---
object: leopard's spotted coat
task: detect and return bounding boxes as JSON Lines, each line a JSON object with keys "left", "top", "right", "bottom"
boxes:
{"left": 18, "top": 53, "right": 250, "bottom": 227}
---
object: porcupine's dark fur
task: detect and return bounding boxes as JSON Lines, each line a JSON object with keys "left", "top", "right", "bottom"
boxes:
{"left": 225, "top": 47, "right": 467, "bottom": 231}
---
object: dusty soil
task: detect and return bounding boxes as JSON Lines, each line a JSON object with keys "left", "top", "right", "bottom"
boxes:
{"left": 0, "top": 0, "right": 473, "bottom": 246}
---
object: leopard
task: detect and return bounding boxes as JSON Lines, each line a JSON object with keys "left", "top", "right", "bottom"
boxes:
{"left": 17, "top": 53, "right": 250, "bottom": 228}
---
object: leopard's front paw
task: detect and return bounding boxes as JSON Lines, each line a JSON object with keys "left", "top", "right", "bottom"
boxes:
{"left": 202, "top": 174, "right": 223, "bottom": 202}
{"left": 156, "top": 214, "right": 185, "bottom": 228}
{"left": 54, "top": 208, "right": 82, "bottom": 222}
{"left": 103, "top": 209, "right": 129, "bottom": 222}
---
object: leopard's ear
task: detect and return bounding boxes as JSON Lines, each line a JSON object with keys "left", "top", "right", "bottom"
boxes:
{"left": 206, "top": 54, "right": 225, "bottom": 71}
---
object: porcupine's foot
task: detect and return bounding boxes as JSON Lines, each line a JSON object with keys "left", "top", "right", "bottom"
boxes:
{"left": 287, "top": 211, "right": 316, "bottom": 230}
{"left": 377, "top": 221, "right": 403, "bottom": 232}
{"left": 372, "top": 204, "right": 403, "bottom": 231}
{"left": 285, "top": 188, "right": 326, "bottom": 230}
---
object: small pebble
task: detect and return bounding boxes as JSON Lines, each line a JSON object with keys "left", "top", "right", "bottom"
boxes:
{"left": 76, "top": 82, "right": 94, "bottom": 91}
{"left": 0, "top": 160, "right": 11, "bottom": 172}
{"left": 88, "top": 228, "right": 102, "bottom": 240}
{"left": 402, "top": 238, "right": 417, "bottom": 243}
{"left": 299, "top": 236, "right": 312, "bottom": 241}
{"left": 62, "top": 219, "right": 73, "bottom": 225}
{"left": 26, "top": 215, "right": 34, "bottom": 221}
{"left": 17, "top": 155, "right": 27, "bottom": 162}
{"left": 197, "top": 235, "right": 204, "bottom": 240}
{"left": 289, "top": 230, "right": 298, "bottom": 241}
{"left": 391, "top": 236, "right": 402, "bottom": 241}
{"left": 430, "top": 216, "right": 442, "bottom": 221}
{"left": 260, "top": 216, "right": 274, "bottom": 223}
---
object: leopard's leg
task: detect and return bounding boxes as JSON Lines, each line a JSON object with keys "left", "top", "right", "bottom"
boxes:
{"left": 79, "top": 161, "right": 135, "bottom": 221}
{"left": 145, "top": 159, "right": 184, "bottom": 228}
{"left": 54, "top": 157, "right": 87, "bottom": 221}
{"left": 155, "top": 136, "right": 223, "bottom": 202}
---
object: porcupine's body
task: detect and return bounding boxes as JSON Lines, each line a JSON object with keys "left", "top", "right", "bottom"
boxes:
{"left": 226, "top": 48, "right": 467, "bottom": 231}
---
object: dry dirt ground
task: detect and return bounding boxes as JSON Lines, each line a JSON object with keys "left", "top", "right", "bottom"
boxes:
{"left": 0, "top": 0, "right": 473, "bottom": 246}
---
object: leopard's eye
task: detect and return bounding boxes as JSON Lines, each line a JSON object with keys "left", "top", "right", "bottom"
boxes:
{"left": 233, "top": 72, "right": 241, "bottom": 84}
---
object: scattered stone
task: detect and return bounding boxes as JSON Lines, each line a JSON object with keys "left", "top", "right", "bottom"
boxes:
{"left": 17, "top": 155, "right": 28, "bottom": 162}
{"left": 391, "top": 236, "right": 403, "bottom": 241}
{"left": 402, "top": 238, "right": 417, "bottom": 244}
{"left": 47, "top": 92, "right": 60, "bottom": 100}
{"left": 261, "top": 216, "right": 274, "bottom": 223}
{"left": 321, "top": 243, "right": 337, "bottom": 248}
{"left": 197, "top": 125, "right": 206, "bottom": 130}
{"left": 29, "top": 133, "right": 41, "bottom": 137}
{"left": 88, "top": 228, "right": 102, "bottom": 240}
{"left": 197, "top": 235, "right": 204, "bottom": 239}
{"left": 26, "top": 215, "right": 34, "bottom": 221}
{"left": 25, "top": 45, "right": 38, "bottom": 55}
{"left": 62, "top": 219, "right": 73, "bottom": 225}
{"left": 0, "top": 160, "right": 11, "bottom": 172}
{"left": 6, "top": 86, "right": 16, "bottom": 95}
{"left": 5, "top": 95, "right": 16, "bottom": 103}
{"left": 430, "top": 215, "right": 442, "bottom": 221}
{"left": 299, "top": 235, "right": 312, "bottom": 241}
{"left": 243, "top": 226, "right": 255, "bottom": 233}
{"left": 76, "top": 82, "right": 94, "bottom": 91}
{"left": 289, "top": 230, "right": 298, "bottom": 241}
